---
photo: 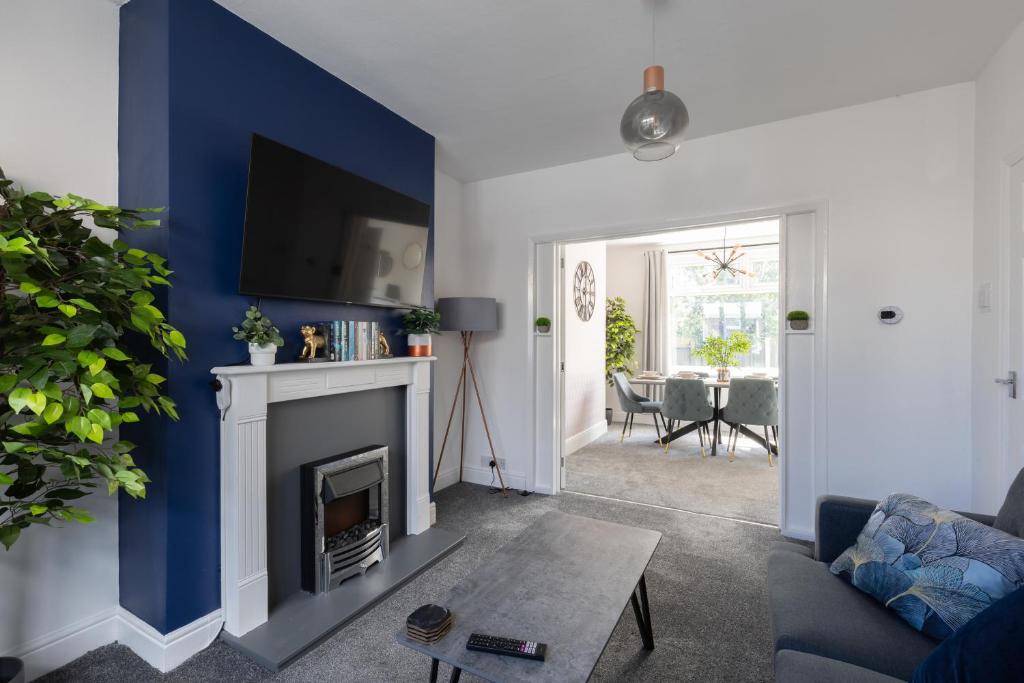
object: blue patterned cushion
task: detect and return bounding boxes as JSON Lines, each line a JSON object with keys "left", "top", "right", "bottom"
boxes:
{"left": 830, "top": 494, "right": 1024, "bottom": 639}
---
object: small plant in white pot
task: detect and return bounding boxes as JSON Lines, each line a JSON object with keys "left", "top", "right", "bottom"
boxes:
{"left": 233, "top": 306, "right": 284, "bottom": 366}
{"left": 401, "top": 307, "right": 441, "bottom": 357}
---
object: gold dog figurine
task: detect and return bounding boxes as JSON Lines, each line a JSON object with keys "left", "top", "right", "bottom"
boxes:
{"left": 300, "top": 325, "right": 326, "bottom": 360}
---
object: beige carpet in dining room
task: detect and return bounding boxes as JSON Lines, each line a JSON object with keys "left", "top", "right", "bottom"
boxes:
{"left": 565, "top": 420, "right": 779, "bottom": 525}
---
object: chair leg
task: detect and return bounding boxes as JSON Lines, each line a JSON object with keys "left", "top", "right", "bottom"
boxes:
{"left": 728, "top": 424, "right": 737, "bottom": 462}
{"left": 697, "top": 421, "right": 707, "bottom": 458}
{"left": 764, "top": 426, "right": 774, "bottom": 467}
{"left": 628, "top": 413, "right": 634, "bottom": 437}
{"left": 620, "top": 415, "right": 629, "bottom": 443}
{"left": 653, "top": 414, "right": 662, "bottom": 441}
{"left": 663, "top": 420, "right": 672, "bottom": 453}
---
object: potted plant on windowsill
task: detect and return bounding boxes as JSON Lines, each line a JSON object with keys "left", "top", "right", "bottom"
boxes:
{"left": 401, "top": 307, "right": 441, "bottom": 357}
{"left": 786, "top": 310, "right": 810, "bottom": 331}
{"left": 232, "top": 306, "right": 284, "bottom": 366}
{"left": 693, "top": 331, "right": 752, "bottom": 382}
{"left": 535, "top": 316, "right": 551, "bottom": 334}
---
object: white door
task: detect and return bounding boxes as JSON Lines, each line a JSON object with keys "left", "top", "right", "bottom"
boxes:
{"left": 1003, "top": 162, "right": 1024, "bottom": 479}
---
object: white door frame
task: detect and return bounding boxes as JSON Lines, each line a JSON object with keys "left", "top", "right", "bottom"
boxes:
{"left": 527, "top": 202, "right": 828, "bottom": 539}
{"left": 997, "top": 150, "right": 1024, "bottom": 490}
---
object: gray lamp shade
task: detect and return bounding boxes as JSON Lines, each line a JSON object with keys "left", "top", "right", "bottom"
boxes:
{"left": 437, "top": 297, "right": 498, "bottom": 332}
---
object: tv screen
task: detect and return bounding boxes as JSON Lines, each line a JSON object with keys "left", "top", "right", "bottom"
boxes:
{"left": 239, "top": 134, "right": 430, "bottom": 308}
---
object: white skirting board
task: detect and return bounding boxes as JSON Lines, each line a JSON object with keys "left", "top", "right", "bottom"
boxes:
{"left": 563, "top": 420, "right": 608, "bottom": 455}
{"left": 7, "top": 607, "right": 223, "bottom": 681}
{"left": 460, "top": 464, "right": 528, "bottom": 491}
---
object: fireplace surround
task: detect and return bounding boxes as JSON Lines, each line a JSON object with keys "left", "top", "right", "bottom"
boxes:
{"left": 301, "top": 446, "right": 390, "bottom": 593}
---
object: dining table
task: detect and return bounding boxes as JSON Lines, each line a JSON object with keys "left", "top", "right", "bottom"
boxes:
{"left": 628, "top": 374, "right": 779, "bottom": 457}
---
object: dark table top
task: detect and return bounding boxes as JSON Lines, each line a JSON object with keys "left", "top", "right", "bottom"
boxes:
{"left": 395, "top": 511, "right": 662, "bottom": 682}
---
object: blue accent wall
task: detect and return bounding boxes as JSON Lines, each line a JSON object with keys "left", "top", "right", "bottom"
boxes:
{"left": 119, "top": 0, "right": 435, "bottom": 634}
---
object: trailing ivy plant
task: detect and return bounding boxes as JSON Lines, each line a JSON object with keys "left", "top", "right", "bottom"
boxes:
{"left": 0, "top": 174, "right": 186, "bottom": 550}
{"left": 605, "top": 297, "right": 639, "bottom": 385}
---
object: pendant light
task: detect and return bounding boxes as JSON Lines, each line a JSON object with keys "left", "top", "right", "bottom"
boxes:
{"left": 620, "top": 1, "right": 689, "bottom": 161}
{"left": 697, "top": 226, "right": 751, "bottom": 280}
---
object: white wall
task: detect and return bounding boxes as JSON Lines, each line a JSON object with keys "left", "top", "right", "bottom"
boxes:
{"left": 431, "top": 169, "right": 468, "bottom": 490}
{"left": 972, "top": 21, "right": 1024, "bottom": 512}
{"left": 0, "top": 1, "right": 122, "bottom": 678}
{"left": 604, "top": 244, "right": 647, "bottom": 420}
{"left": 449, "top": 82, "right": 976, "bottom": 513}
{"left": 562, "top": 241, "right": 606, "bottom": 453}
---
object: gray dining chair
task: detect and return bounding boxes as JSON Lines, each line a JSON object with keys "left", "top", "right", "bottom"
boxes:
{"left": 661, "top": 378, "right": 714, "bottom": 456}
{"left": 611, "top": 372, "right": 663, "bottom": 442}
{"left": 721, "top": 378, "right": 779, "bottom": 466}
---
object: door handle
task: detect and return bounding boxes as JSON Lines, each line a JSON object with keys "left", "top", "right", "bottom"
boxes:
{"left": 995, "top": 371, "right": 1017, "bottom": 399}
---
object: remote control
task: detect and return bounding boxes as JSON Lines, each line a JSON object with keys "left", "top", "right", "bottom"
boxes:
{"left": 466, "top": 633, "right": 547, "bottom": 661}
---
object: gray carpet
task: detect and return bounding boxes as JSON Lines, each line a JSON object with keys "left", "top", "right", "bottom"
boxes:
{"left": 40, "top": 483, "right": 780, "bottom": 682}
{"left": 566, "top": 421, "right": 780, "bottom": 525}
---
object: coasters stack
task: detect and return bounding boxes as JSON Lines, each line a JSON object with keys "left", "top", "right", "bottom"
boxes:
{"left": 406, "top": 604, "right": 452, "bottom": 644}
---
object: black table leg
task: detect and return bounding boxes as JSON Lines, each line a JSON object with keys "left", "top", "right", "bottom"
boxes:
{"left": 450, "top": 667, "right": 462, "bottom": 683}
{"left": 630, "top": 573, "right": 654, "bottom": 650}
{"left": 654, "top": 419, "right": 703, "bottom": 445}
{"left": 737, "top": 425, "right": 779, "bottom": 454}
{"left": 711, "top": 387, "right": 722, "bottom": 456}
{"left": 429, "top": 658, "right": 439, "bottom": 683}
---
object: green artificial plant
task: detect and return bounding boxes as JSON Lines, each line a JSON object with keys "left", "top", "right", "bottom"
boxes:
{"left": 0, "top": 174, "right": 186, "bottom": 550}
{"left": 692, "top": 331, "right": 752, "bottom": 368}
{"left": 232, "top": 306, "right": 284, "bottom": 347}
{"left": 785, "top": 310, "right": 810, "bottom": 321}
{"left": 400, "top": 307, "right": 441, "bottom": 335}
{"left": 605, "top": 297, "right": 639, "bottom": 385}
{"left": 534, "top": 317, "right": 551, "bottom": 327}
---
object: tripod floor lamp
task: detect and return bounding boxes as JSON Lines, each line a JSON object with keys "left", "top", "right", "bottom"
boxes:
{"left": 433, "top": 297, "right": 508, "bottom": 496}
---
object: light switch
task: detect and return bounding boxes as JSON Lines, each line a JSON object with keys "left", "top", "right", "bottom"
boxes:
{"left": 978, "top": 282, "right": 993, "bottom": 311}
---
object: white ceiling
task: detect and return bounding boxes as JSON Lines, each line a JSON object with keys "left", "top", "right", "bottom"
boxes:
{"left": 216, "top": 0, "right": 1024, "bottom": 182}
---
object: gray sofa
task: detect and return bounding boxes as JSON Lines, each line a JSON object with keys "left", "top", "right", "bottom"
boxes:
{"left": 767, "top": 470, "right": 1024, "bottom": 682}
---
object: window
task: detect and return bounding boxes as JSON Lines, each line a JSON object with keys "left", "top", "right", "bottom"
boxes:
{"left": 667, "top": 234, "right": 780, "bottom": 373}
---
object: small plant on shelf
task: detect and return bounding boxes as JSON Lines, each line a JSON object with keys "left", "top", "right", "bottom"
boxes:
{"left": 0, "top": 174, "right": 186, "bottom": 550}
{"left": 535, "top": 316, "right": 551, "bottom": 333}
{"left": 692, "top": 331, "right": 752, "bottom": 381}
{"left": 605, "top": 297, "right": 639, "bottom": 385}
{"left": 786, "top": 310, "right": 810, "bottom": 330}
{"left": 401, "top": 307, "right": 441, "bottom": 357}
{"left": 232, "top": 306, "right": 284, "bottom": 366}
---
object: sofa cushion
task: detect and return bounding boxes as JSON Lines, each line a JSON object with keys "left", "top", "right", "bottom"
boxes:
{"left": 994, "top": 468, "right": 1024, "bottom": 539}
{"left": 911, "top": 587, "right": 1024, "bottom": 683}
{"left": 773, "top": 540, "right": 814, "bottom": 558}
{"left": 768, "top": 548, "right": 937, "bottom": 680}
{"left": 775, "top": 650, "right": 904, "bottom": 683}
{"left": 830, "top": 494, "right": 1024, "bottom": 639}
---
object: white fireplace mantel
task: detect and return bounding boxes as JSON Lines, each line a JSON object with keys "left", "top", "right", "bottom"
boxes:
{"left": 211, "top": 357, "right": 435, "bottom": 637}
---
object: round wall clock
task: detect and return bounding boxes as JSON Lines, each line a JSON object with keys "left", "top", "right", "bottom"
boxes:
{"left": 573, "top": 260, "right": 596, "bottom": 321}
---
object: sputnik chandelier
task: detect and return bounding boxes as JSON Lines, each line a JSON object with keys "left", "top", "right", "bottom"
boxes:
{"left": 697, "top": 228, "right": 751, "bottom": 280}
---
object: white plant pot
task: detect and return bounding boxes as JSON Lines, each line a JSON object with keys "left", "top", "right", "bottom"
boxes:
{"left": 408, "top": 333, "right": 432, "bottom": 357}
{"left": 248, "top": 342, "right": 278, "bottom": 366}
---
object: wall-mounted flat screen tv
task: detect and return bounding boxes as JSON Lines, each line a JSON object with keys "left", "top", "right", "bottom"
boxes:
{"left": 239, "top": 134, "right": 431, "bottom": 308}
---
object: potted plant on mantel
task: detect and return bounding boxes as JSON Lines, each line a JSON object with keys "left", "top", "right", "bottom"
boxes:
{"left": 232, "top": 306, "right": 284, "bottom": 365}
{"left": 535, "top": 316, "right": 551, "bottom": 334}
{"left": 401, "top": 307, "right": 441, "bottom": 357}
{"left": 0, "top": 174, "right": 186, "bottom": 681}
{"left": 693, "top": 331, "right": 752, "bottom": 382}
{"left": 786, "top": 310, "right": 810, "bottom": 330}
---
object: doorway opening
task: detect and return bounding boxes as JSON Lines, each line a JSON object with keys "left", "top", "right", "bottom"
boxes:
{"left": 557, "top": 217, "right": 783, "bottom": 525}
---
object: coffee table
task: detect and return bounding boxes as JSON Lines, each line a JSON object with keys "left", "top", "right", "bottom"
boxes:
{"left": 395, "top": 511, "right": 662, "bottom": 682}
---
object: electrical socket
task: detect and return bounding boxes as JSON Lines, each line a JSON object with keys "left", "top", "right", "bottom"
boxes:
{"left": 482, "top": 456, "right": 507, "bottom": 470}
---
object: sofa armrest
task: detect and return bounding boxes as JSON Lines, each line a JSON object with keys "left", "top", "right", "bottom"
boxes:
{"left": 814, "top": 495, "right": 877, "bottom": 563}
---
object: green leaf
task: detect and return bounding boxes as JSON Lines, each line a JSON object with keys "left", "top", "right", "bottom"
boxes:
{"left": 79, "top": 383, "right": 93, "bottom": 404}
{"left": 42, "top": 402, "right": 64, "bottom": 424}
{"left": 69, "top": 298, "right": 100, "bottom": 313}
{"left": 0, "top": 375, "right": 17, "bottom": 394}
{"left": 8, "top": 388, "right": 32, "bottom": 413}
{"left": 0, "top": 525, "right": 21, "bottom": 550}
{"left": 120, "top": 411, "right": 139, "bottom": 423}
{"left": 46, "top": 488, "right": 89, "bottom": 500}
{"left": 88, "top": 358, "right": 106, "bottom": 376}
{"left": 90, "top": 383, "right": 114, "bottom": 399}
{"left": 168, "top": 330, "right": 186, "bottom": 348}
{"left": 26, "top": 392, "right": 46, "bottom": 415}
{"left": 101, "top": 347, "right": 129, "bottom": 361}
{"left": 41, "top": 333, "right": 66, "bottom": 346}
{"left": 65, "top": 324, "right": 98, "bottom": 348}
{"left": 87, "top": 408, "right": 112, "bottom": 430}
{"left": 0, "top": 472, "right": 12, "bottom": 485}
{"left": 30, "top": 504, "right": 48, "bottom": 516}
{"left": 145, "top": 373, "right": 165, "bottom": 385}
{"left": 77, "top": 351, "right": 99, "bottom": 367}
{"left": 66, "top": 417, "right": 91, "bottom": 441}
{"left": 35, "top": 294, "right": 59, "bottom": 308}
{"left": 87, "top": 423, "right": 104, "bottom": 444}
{"left": 41, "top": 382, "right": 62, "bottom": 400}
{"left": 57, "top": 304, "right": 78, "bottom": 318}
{"left": 130, "top": 290, "right": 155, "bottom": 305}
{"left": 19, "top": 281, "right": 41, "bottom": 294}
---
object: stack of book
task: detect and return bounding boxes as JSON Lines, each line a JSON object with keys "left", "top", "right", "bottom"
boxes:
{"left": 405, "top": 604, "right": 453, "bottom": 644}
{"left": 307, "top": 320, "right": 381, "bottom": 361}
